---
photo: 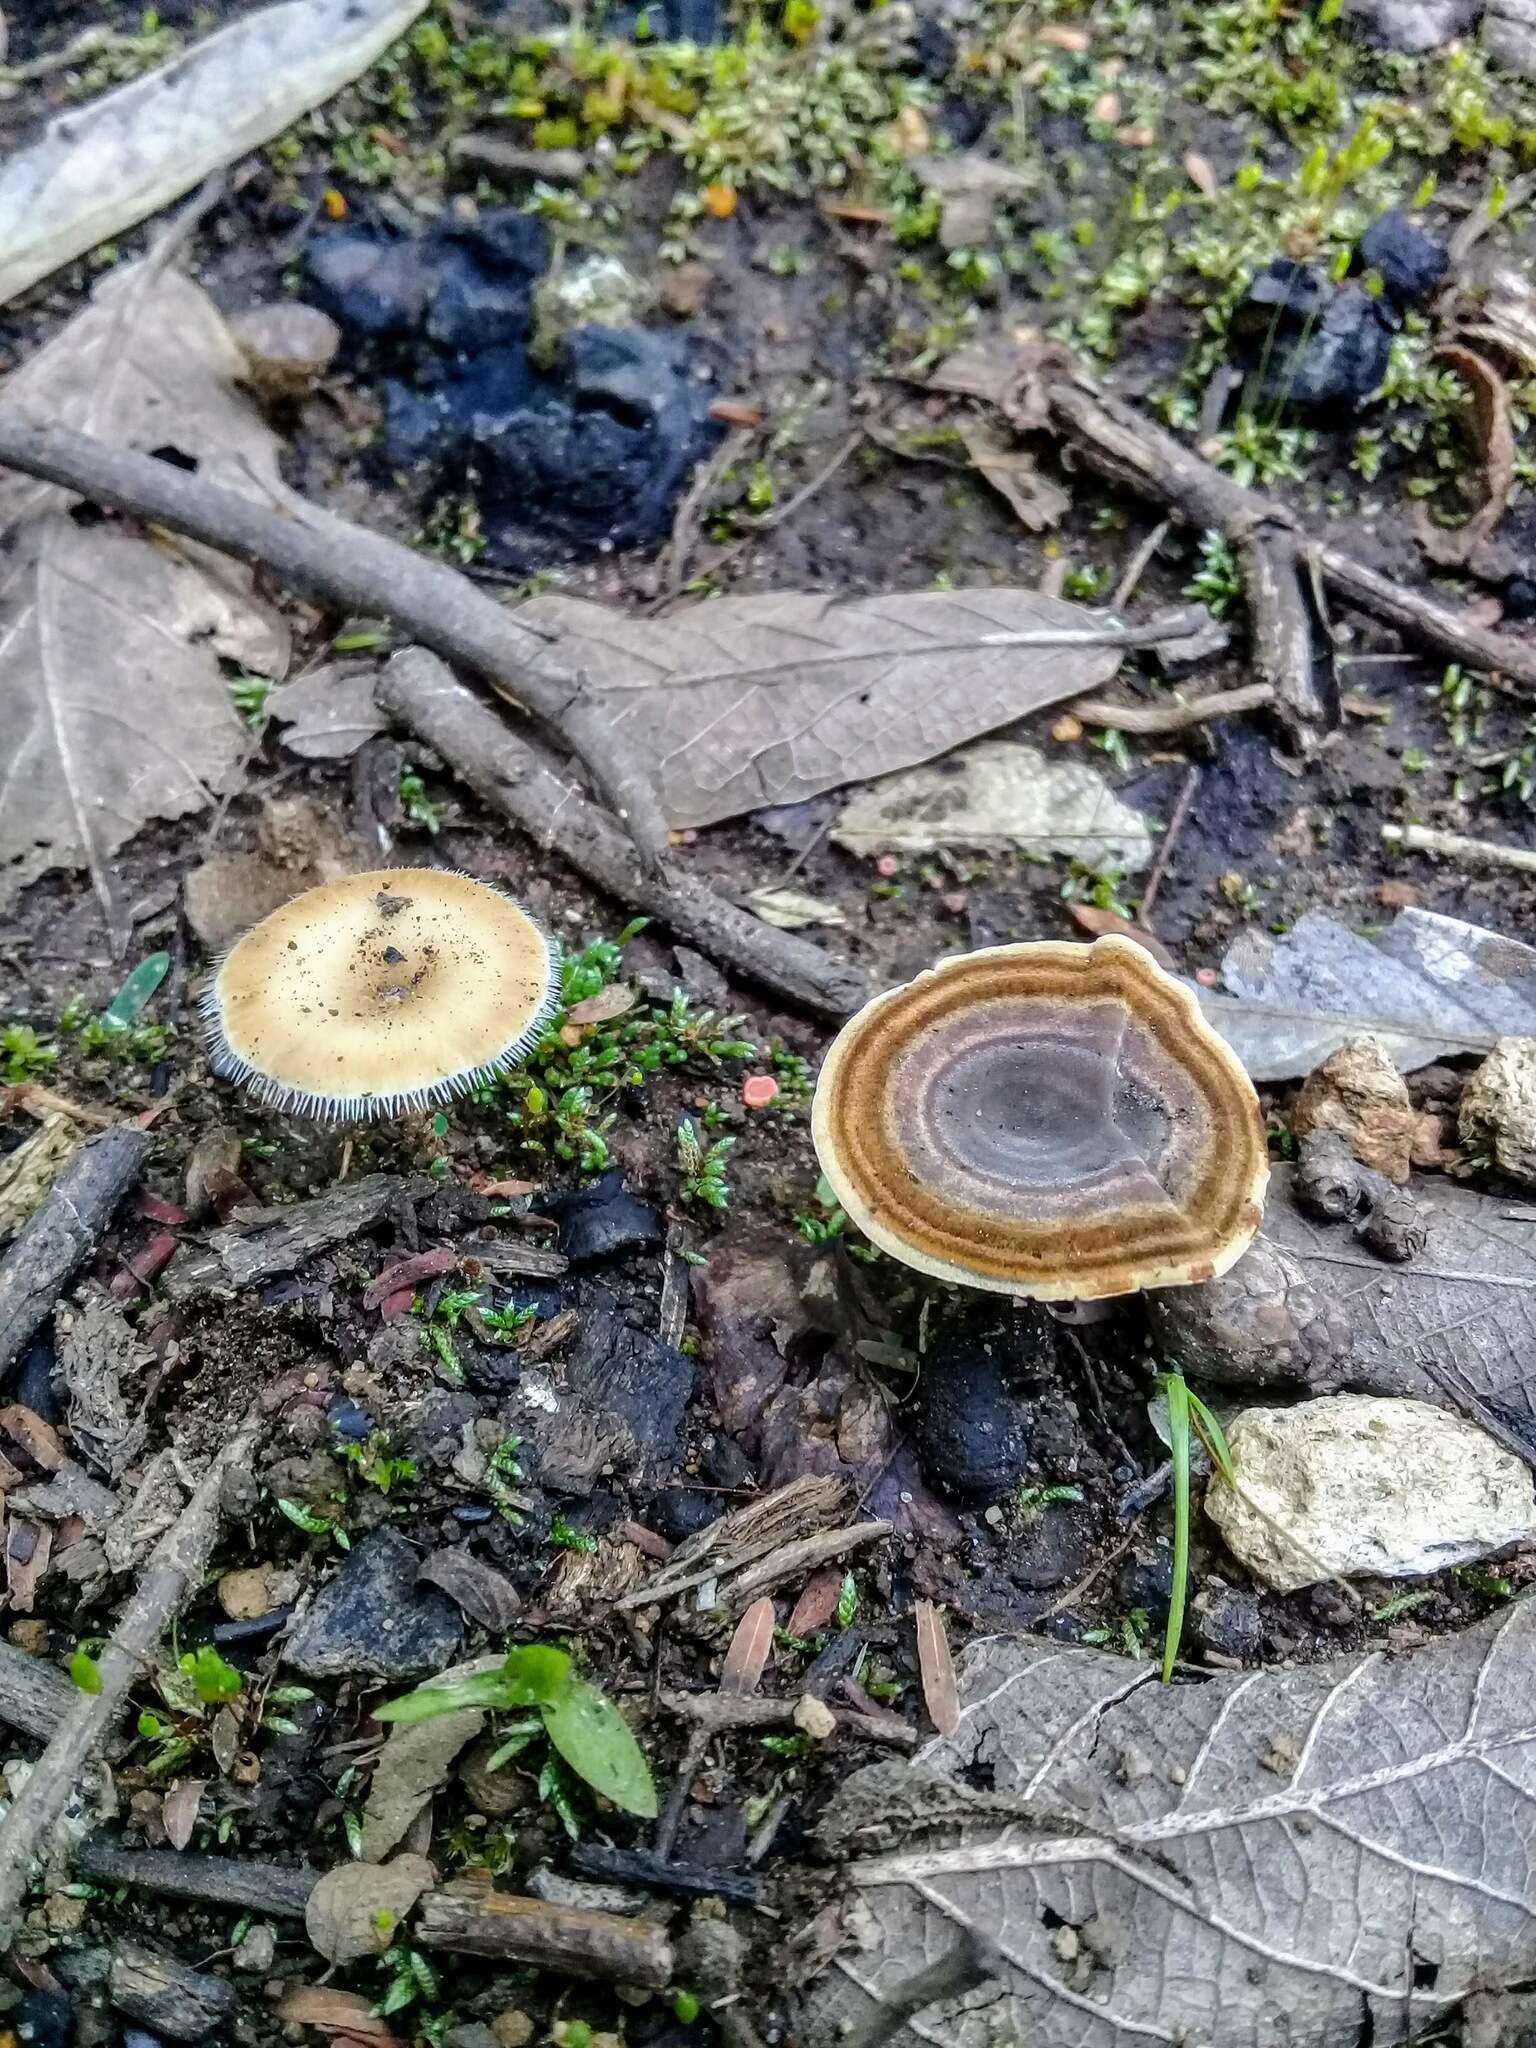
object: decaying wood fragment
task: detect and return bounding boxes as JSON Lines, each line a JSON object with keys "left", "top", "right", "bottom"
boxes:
{"left": 0, "top": 1126, "right": 150, "bottom": 1372}
{"left": 413, "top": 1877, "right": 673, "bottom": 1986}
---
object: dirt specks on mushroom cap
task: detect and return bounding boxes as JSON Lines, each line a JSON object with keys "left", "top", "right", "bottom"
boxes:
{"left": 203, "top": 869, "right": 556, "bottom": 1121}
{"left": 811, "top": 936, "right": 1267, "bottom": 1301}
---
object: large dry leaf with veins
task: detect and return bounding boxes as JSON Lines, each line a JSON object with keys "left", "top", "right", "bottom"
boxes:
{"left": 499, "top": 588, "right": 1126, "bottom": 828}
{"left": 1264, "top": 1163, "right": 1536, "bottom": 1456}
{"left": 0, "top": 260, "right": 289, "bottom": 938}
{"left": 0, "top": 0, "right": 428, "bottom": 308}
{"left": 802, "top": 1602, "right": 1536, "bottom": 2048}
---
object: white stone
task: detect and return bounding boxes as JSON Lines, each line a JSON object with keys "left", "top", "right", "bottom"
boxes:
{"left": 1204, "top": 1395, "right": 1536, "bottom": 1594}
{"left": 1459, "top": 1037, "right": 1536, "bottom": 1183}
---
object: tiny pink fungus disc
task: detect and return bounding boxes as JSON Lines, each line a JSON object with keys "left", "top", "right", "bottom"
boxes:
{"left": 742, "top": 1075, "right": 779, "bottom": 1110}
{"left": 203, "top": 869, "right": 557, "bottom": 1122}
{"left": 811, "top": 936, "right": 1267, "bottom": 1301}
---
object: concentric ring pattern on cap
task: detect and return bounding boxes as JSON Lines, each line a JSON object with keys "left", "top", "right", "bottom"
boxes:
{"left": 203, "top": 869, "right": 558, "bottom": 1122}
{"left": 811, "top": 935, "right": 1267, "bottom": 1300}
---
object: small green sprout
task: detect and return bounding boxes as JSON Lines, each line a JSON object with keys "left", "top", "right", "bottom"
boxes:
{"left": 677, "top": 1117, "right": 735, "bottom": 1210}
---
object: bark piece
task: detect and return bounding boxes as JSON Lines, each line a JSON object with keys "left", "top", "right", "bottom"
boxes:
{"left": 414, "top": 1879, "right": 674, "bottom": 1986}
{"left": 109, "top": 1942, "right": 235, "bottom": 2043}
{"left": 0, "top": 1127, "right": 150, "bottom": 1372}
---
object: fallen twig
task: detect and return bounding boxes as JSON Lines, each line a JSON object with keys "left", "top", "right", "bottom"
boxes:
{"left": 0, "top": 416, "right": 670, "bottom": 862}
{"left": 0, "top": 1410, "right": 263, "bottom": 1941}
{"left": 725, "top": 1521, "right": 893, "bottom": 1606}
{"left": 1139, "top": 764, "right": 1201, "bottom": 923}
{"left": 75, "top": 1840, "right": 318, "bottom": 1917}
{"left": 571, "top": 1842, "right": 760, "bottom": 1907}
{"left": 659, "top": 1689, "right": 916, "bottom": 1750}
{"left": 413, "top": 1877, "right": 673, "bottom": 1985}
{"left": 1382, "top": 821, "right": 1536, "bottom": 873}
{"left": 1038, "top": 371, "right": 1536, "bottom": 718}
{"left": 0, "top": 1641, "right": 92, "bottom": 1745}
{"left": 1072, "top": 682, "right": 1273, "bottom": 736}
{"left": 0, "top": 1125, "right": 150, "bottom": 1374}
{"left": 379, "top": 649, "right": 865, "bottom": 1019}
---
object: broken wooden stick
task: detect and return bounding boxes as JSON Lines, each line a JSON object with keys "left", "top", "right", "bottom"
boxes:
{"left": 0, "top": 1641, "right": 92, "bottom": 1744}
{"left": 0, "top": 415, "right": 670, "bottom": 863}
{"left": 378, "top": 649, "right": 866, "bottom": 1018}
{"left": 75, "top": 1840, "right": 318, "bottom": 1917}
{"left": 0, "top": 1124, "right": 150, "bottom": 1373}
{"left": 413, "top": 1879, "right": 673, "bottom": 1986}
{"left": 1072, "top": 681, "right": 1273, "bottom": 736}
{"left": 0, "top": 1409, "right": 263, "bottom": 1943}
{"left": 725, "top": 1520, "right": 893, "bottom": 1605}
{"left": 1382, "top": 821, "right": 1536, "bottom": 873}
{"left": 659, "top": 1688, "right": 916, "bottom": 1750}
{"left": 1040, "top": 374, "right": 1536, "bottom": 705}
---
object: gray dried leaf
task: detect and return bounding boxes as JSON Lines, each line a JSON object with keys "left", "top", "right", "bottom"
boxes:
{"left": 162, "top": 1778, "right": 206, "bottom": 1852}
{"left": 269, "top": 664, "right": 387, "bottom": 761}
{"left": 801, "top": 1602, "right": 1536, "bottom": 2047}
{"left": 500, "top": 589, "right": 1128, "bottom": 831}
{"left": 1202, "top": 907, "right": 1536, "bottom": 1080}
{"left": 305, "top": 1853, "right": 435, "bottom": 1966}
{"left": 832, "top": 741, "right": 1152, "bottom": 868}
{"left": 56, "top": 1294, "right": 148, "bottom": 1478}
{"left": 956, "top": 419, "right": 1070, "bottom": 532}
{"left": 1262, "top": 1163, "right": 1536, "bottom": 1454}
{"left": 0, "top": 261, "right": 289, "bottom": 938}
{"left": 0, "top": 0, "right": 429, "bottom": 308}
{"left": 360, "top": 1708, "right": 485, "bottom": 1863}
{"left": 416, "top": 1550, "right": 522, "bottom": 1633}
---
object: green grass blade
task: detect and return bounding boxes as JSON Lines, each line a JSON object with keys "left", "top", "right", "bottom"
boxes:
{"left": 1162, "top": 1371, "right": 1192, "bottom": 1685}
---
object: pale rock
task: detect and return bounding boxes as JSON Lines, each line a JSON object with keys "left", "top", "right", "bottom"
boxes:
{"left": 794, "top": 1693, "right": 838, "bottom": 1741}
{"left": 1206, "top": 1395, "right": 1536, "bottom": 1593}
{"left": 1344, "top": 0, "right": 1481, "bottom": 51}
{"left": 1459, "top": 1037, "right": 1536, "bottom": 1182}
{"left": 1291, "top": 1034, "right": 1417, "bottom": 1183}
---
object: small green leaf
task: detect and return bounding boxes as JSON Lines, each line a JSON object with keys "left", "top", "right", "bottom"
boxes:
{"left": 180, "top": 1645, "right": 242, "bottom": 1704}
{"left": 542, "top": 1678, "right": 658, "bottom": 1818}
{"left": 373, "top": 1669, "right": 520, "bottom": 1723}
{"left": 1161, "top": 1370, "right": 1192, "bottom": 1686}
{"left": 673, "top": 1991, "right": 701, "bottom": 2025}
{"left": 484, "top": 1715, "right": 545, "bottom": 1772}
{"left": 502, "top": 1644, "right": 574, "bottom": 1707}
{"left": 835, "top": 1572, "right": 858, "bottom": 1630}
{"left": 69, "top": 1649, "right": 102, "bottom": 1695}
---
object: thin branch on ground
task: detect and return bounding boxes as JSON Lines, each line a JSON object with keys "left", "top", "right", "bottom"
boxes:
{"left": 1111, "top": 518, "right": 1171, "bottom": 610}
{"left": 378, "top": 648, "right": 866, "bottom": 1018}
{"left": 0, "top": 1410, "right": 263, "bottom": 1942}
{"left": 0, "top": 416, "right": 671, "bottom": 863}
{"left": 1139, "top": 764, "right": 1202, "bottom": 922}
{"left": 1072, "top": 682, "right": 1273, "bottom": 736}
{"left": 1382, "top": 822, "right": 1536, "bottom": 874}
{"left": 0, "top": 1125, "right": 150, "bottom": 1373}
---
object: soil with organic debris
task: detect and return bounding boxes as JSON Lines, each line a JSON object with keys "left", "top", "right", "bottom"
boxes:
{"left": 6, "top": 2, "right": 1536, "bottom": 2046}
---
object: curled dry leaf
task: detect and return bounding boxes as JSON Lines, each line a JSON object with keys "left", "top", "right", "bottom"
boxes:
{"left": 268, "top": 665, "right": 387, "bottom": 762}
{"left": 955, "top": 419, "right": 1071, "bottom": 533}
{"left": 0, "top": 261, "right": 289, "bottom": 937}
{"left": 564, "top": 983, "right": 638, "bottom": 1028}
{"left": 788, "top": 1565, "right": 846, "bottom": 1638}
{"left": 719, "top": 1596, "right": 776, "bottom": 1697}
{"left": 416, "top": 1550, "right": 522, "bottom": 1633}
{"left": 1183, "top": 149, "right": 1219, "bottom": 197}
{"left": 361, "top": 1708, "right": 484, "bottom": 1863}
{"left": 305, "top": 1853, "right": 436, "bottom": 1966}
{"left": 1065, "top": 904, "right": 1177, "bottom": 970}
{"left": 279, "top": 1988, "right": 401, "bottom": 2047}
{"left": 161, "top": 1778, "right": 207, "bottom": 1852}
{"left": 746, "top": 887, "right": 848, "bottom": 932}
{"left": 0, "top": 0, "right": 430, "bottom": 308}
{"left": 1414, "top": 345, "right": 1516, "bottom": 568}
{"left": 913, "top": 1600, "right": 960, "bottom": 1739}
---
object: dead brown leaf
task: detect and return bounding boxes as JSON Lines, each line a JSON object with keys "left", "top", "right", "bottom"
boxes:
{"left": 305, "top": 1854, "right": 435, "bottom": 1965}
{"left": 956, "top": 419, "right": 1071, "bottom": 533}
{"left": 280, "top": 1988, "right": 401, "bottom": 2047}
{"left": 268, "top": 663, "right": 386, "bottom": 762}
{"left": 361, "top": 1710, "right": 484, "bottom": 1863}
{"left": 788, "top": 1565, "right": 846, "bottom": 1638}
{"left": 1414, "top": 344, "right": 1517, "bottom": 568}
{"left": 720, "top": 1596, "right": 775, "bottom": 1696}
{"left": 0, "top": 260, "right": 290, "bottom": 939}
{"left": 416, "top": 1551, "right": 522, "bottom": 1633}
{"left": 162, "top": 1778, "right": 206, "bottom": 1852}
{"left": 1183, "top": 151, "right": 1219, "bottom": 198}
{"left": 914, "top": 1599, "right": 960, "bottom": 1738}
{"left": 1065, "top": 905, "right": 1177, "bottom": 969}
{"left": 501, "top": 588, "right": 1127, "bottom": 831}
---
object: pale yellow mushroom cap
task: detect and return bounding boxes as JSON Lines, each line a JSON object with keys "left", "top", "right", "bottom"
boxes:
{"left": 202, "top": 869, "right": 557, "bottom": 1121}
{"left": 811, "top": 936, "right": 1268, "bottom": 1301}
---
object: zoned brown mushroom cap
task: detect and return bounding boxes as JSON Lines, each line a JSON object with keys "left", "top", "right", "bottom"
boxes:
{"left": 811, "top": 936, "right": 1267, "bottom": 1301}
{"left": 203, "top": 869, "right": 557, "bottom": 1121}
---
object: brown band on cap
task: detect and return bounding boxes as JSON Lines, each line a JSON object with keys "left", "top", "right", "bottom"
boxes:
{"left": 811, "top": 937, "right": 1267, "bottom": 1300}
